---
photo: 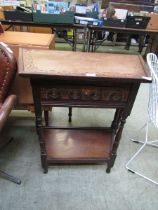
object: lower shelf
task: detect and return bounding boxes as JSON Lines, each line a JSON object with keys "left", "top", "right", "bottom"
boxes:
{"left": 42, "top": 128, "right": 114, "bottom": 163}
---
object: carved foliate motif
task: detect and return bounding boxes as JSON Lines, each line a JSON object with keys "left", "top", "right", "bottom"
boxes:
{"left": 40, "top": 86, "right": 129, "bottom": 102}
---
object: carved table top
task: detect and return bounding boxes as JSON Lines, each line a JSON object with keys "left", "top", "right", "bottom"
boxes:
{"left": 19, "top": 48, "right": 150, "bottom": 82}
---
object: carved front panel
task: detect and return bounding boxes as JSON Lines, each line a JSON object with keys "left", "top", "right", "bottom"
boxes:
{"left": 40, "top": 86, "right": 129, "bottom": 103}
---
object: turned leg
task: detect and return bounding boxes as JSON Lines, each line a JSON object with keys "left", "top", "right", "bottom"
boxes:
{"left": 106, "top": 167, "right": 111, "bottom": 173}
{"left": 125, "top": 35, "right": 131, "bottom": 50}
{"left": 41, "top": 154, "right": 48, "bottom": 174}
{"left": 106, "top": 154, "right": 117, "bottom": 173}
{"left": 138, "top": 35, "right": 145, "bottom": 53}
{"left": 44, "top": 110, "right": 49, "bottom": 126}
{"left": 107, "top": 110, "right": 126, "bottom": 173}
{"left": 68, "top": 107, "right": 72, "bottom": 122}
{"left": 39, "top": 129, "right": 48, "bottom": 174}
{"left": 111, "top": 109, "right": 122, "bottom": 130}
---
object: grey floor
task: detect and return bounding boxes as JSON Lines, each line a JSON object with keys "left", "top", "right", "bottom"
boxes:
{"left": 1, "top": 83, "right": 158, "bottom": 210}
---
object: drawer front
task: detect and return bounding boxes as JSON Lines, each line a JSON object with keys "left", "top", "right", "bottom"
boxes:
{"left": 40, "top": 86, "right": 130, "bottom": 104}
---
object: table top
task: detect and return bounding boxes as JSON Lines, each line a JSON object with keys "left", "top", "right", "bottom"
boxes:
{"left": 0, "top": 31, "right": 55, "bottom": 47}
{"left": 1, "top": 20, "right": 84, "bottom": 29}
{"left": 19, "top": 48, "right": 151, "bottom": 82}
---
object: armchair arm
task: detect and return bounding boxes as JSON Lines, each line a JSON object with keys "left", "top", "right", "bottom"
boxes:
{"left": 0, "top": 95, "right": 17, "bottom": 132}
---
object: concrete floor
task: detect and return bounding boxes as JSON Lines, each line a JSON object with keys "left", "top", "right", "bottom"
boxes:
{"left": 0, "top": 83, "right": 158, "bottom": 210}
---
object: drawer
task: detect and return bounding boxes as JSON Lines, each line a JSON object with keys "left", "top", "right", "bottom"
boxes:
{"left": 40, "top": 86, "right": 130, "bottom": 104}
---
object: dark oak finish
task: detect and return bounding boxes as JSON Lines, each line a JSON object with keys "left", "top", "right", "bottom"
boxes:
{"left": 44, "top": 128, "right": 113, "bottom": 161}
{"left": 19, "top": 48, "right": 150, "bottom": 173}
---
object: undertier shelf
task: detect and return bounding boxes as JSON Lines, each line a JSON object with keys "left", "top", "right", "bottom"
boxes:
{"left": 42, "top": 128, "right": 114, "bottom": 163}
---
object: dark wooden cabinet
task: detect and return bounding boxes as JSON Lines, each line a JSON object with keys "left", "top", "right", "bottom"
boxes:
{"left": 19, "top": 48, "right": 150, "bottom": 173}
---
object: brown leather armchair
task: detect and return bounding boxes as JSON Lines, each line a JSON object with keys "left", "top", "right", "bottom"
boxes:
{"left": 0, "top": 42, "right": 21, "bottom": 184}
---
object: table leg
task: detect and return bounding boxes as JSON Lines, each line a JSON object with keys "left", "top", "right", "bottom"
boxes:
{"left": 44, "top": 110, "right": 49, "bottom": 126}
{"left": 72, "top": 28, "right": 77, "bottom": 51}
{"left": 138, "top": 35, "right": 145, "bottom": 53}
{"left": 91, "top": 31, "right": 96, "bottom": 52}
{"left": 38, "top": 128, "right": 48, "bottom": 173}
{"left": 51, "top": 27, "right": 55, "bottom": 34}
{"left": 125, "top": 34, "right": 132, "bottom": 50}
{"left": 111, "top": 109, "right": 122, "bottom": 130}
{"left": 144, "top": 35, "right": 156, "bottom": 58}
{"left": 68, "top": 107, "right": 72, "bottom": 122}
{"left": 88, "top": 29, "right": 92, "bottom": 52}
{"left": 107, "top": 109, "right": 124, "bottom": 173}
{"left": 83, "top": 26, "right": 88, "bottom": 52}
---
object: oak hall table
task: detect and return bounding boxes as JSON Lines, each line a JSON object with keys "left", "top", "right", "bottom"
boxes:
{"left": 19, "top": 48, "right": 150, "bottom": 173}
